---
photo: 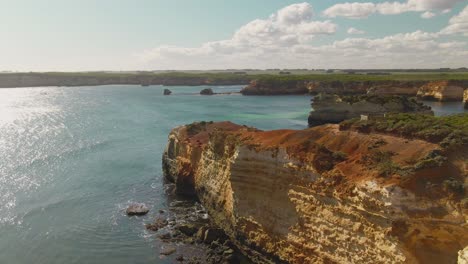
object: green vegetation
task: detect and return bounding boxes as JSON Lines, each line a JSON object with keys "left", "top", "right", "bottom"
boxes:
{"left": 363, "top": 150, "right": 411, "bottom": 177}
{"left": 253, "top": 72, "right": 468, "bottom": 85}
{"left": 340, "top": 113, "right": 468, "bottom": 149}
{"left": 2, "top": 71, "right": 468, "bottom": 84}
{"left": 186, "top": 121, "right": 213, "bottom": 136}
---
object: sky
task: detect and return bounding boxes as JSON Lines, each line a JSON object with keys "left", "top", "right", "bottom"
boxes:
{"left": 0, "top": 0, "right": 467, "bottom": 71}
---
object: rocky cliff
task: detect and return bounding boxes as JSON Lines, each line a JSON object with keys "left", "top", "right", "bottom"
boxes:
{"left": 163, "top": 121, "right": 467, "bottom": 264}
{"left": 417, "top": 81, "right": 466, "bottom": 101}
{"left": 308, "top": 94, "right": 433, "bottom": 127}
{"left": 241, "top": 79, "right": 468, "bottom": 101}
{"left": 464, "top": 89, "right": 468, "bottom": 109}
{"left": 308, "top": 81, "right": 426, "bottom": 96}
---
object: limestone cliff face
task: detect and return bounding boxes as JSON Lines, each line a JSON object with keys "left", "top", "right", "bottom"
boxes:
{"left": 366, "top": 81, "right": 425, "bottom": 96}
{"left": 163, "top": 121, "right": 467, "bottom": 264}
{"left": 464, "top": 89, "right": 468, "bottom": 109}
{"left": 416, "top": 81, "right": 466, "bottom": 101}
{"left": 242, "top": 80, "right": 467, "bottom": 97}
{"left": 308, "top": 94, "right": 433, "bottom": 127}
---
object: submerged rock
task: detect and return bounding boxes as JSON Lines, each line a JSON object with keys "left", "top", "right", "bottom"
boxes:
{"left": 200, "top": 88, "right": 214, "bottom": 95}
{"left": 126, "top": 203, "right": 149, "bottom": 216}
{"left": 163, "top": 89, "right": 172, "bottom": 95}
{"left": 162, "top": 121, "right": 467, "bottom": 264}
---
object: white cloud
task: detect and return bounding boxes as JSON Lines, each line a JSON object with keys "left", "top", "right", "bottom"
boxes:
{"left": 323, "top": 3, "right": 376, "bottom": 19}
{"left": 138, "top": 3, "right": 468, "bottom": 69}
{"left": 421, "top": 11, "right": 436, "bottom": 18}
{"left": 347, "top": 27, "right": 366, "bottom": 34}
{"left": 441, "top": 5, "right": 468, "bottom": 36}
{"left": 323, "top": 0, "right": 464, "bottom": 18}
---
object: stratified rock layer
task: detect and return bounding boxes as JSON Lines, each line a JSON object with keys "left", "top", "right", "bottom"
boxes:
{"left": 163, "top": 121, "right": 467, "bottom": 264}
{"left": 417, "top": 81, "right": 466, "bottom": 101}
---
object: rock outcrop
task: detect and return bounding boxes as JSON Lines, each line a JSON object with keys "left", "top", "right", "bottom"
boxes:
{"left": 241, "top": 80, "right": 309, "bottom": 95}
{"left": 417, "top": 81, "right": 466, "bottom": 101}
{"left": 464, "top": 89, "right": 468, "bottom": 109}
{"left": 163, "top": 121, "right": 467, "bottom": 264}
{"left": 126, "top": 203, "right": 150, "bottom": 216}
{"left": 200, "top": 88, "right": 214, "bottom": 95}
{"left": 308, "top": 94, "right": 433, "bottom": 127}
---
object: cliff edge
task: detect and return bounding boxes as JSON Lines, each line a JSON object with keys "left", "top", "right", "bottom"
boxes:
{"left": 417, "top": 81, "right": 466, "bottom": 102}
{"left": 162, "top": 120, "right": 467, "bottom": 264}
{"left": 308, "top": 94, "right": 433, "bottom": 127}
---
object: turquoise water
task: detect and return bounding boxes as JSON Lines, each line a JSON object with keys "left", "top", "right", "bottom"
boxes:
{"left": 0, "top": 85, "right": 466, "bottom": 264}
{"left": 0, "top": 85, "right": 310, "bottom": 264}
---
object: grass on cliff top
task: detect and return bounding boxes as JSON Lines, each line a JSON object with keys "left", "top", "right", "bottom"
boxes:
{"left": 253, "top": 72, "right": 468, "bottom": 84}
{"left": 339, "top": 113, "right": 468, "bottom": 149}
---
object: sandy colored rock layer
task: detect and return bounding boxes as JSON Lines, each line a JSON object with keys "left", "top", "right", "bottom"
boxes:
{"left": 163, "top": 121, "right": 467, "bottom": 264}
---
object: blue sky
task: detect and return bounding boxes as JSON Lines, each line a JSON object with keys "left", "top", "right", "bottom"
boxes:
{"left": 0, "top": 0, "right": 467, "bottom": 71}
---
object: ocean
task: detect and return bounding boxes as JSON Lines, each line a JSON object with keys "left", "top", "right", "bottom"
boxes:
{"left": 0, "top": 85, "right": 465, "bottom": 263}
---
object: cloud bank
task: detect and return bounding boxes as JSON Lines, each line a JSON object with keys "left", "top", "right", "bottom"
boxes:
{"left": 323, "top": 0, "right": 464, "bottom": 19}
{"left": 139, "top": 3, "right": 468, "bottom": 69}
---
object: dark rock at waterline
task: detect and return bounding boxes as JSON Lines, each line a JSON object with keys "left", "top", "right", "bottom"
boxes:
{"left": 160, "top": 246, "right": 177, "bottom": 256}
{"left": 177, "top": 224, "right": 199, "bottom": 236}
{"left": 203, "top": 228, "right": 228, "bottom": 244}
{"left": 126, "top": 203, "right": 149, "bottom": 216}
{"left": 163, "top": 89, "right": 172, "bottom": 95}
{"left": 200, "top": 88, "right": 214, "bottom": 95}
{"left": 158, "top": 231, "right": 172, "bottom": 240}
{"left": 145, "top": 218, "right": 168, "bottom": 231}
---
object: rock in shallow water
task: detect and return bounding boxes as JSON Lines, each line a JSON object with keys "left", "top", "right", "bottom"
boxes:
{"left": 145, "top": 218, "right": 168, "bottom": 231}
{"left": 200, "top": 88, "right": 214, "bottom": 95}
{"left": 160, "top": 246, "right": 177, "bottom": 256}
{"left": 126, "top": 203, "right": 149, "bottom": 216}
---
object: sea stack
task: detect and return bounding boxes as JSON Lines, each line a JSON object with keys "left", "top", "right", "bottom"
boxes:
{"left": 163, "top": 89, "right": 172, "bottom": 95}
{"left": 200, "top": 88, "right": 214, "bottom": 95}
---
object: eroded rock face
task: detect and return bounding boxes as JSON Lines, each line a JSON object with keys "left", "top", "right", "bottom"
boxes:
{"left": 308, "top": 94, "right": 433, "bottom": 127}
{"left": 464, "top": 89, "right": 468, "bottom": 109}
{"left": 366, "top": 81, "right": 425, "bottom": 96}
{"left": 417, "top": 81, "right": 466, "bottom": 101}
{"left": 163, "top": 121, "right": 467, "bottom": 264}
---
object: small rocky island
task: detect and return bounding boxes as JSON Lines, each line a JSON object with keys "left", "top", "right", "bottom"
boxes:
{"left": 162, "top": 116, "right": 467, "bottom": 263}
